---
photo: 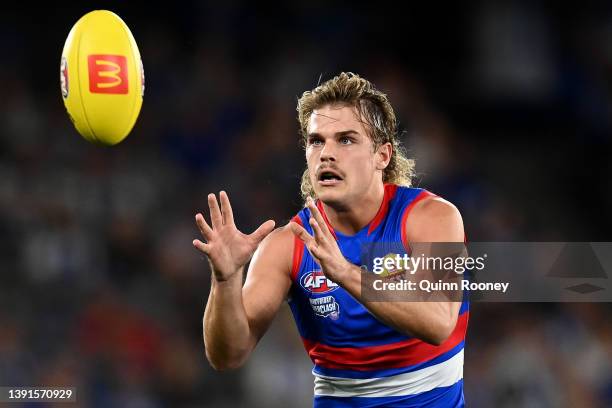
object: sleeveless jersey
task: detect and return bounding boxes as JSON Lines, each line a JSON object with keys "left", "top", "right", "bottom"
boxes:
{"left": 288, "top": 184, "right": 469, "bottom": 407}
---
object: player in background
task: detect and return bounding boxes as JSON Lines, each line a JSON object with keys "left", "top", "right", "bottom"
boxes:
{"left": 194, "top": 72, "right": 468, "bottom": 407}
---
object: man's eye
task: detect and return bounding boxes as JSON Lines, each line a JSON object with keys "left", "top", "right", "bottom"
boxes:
{"left": 340, "top": 137, "right": 352, "bottom": 145}
{"left": 310, "top": 139, "right": 323, "bottom": 146}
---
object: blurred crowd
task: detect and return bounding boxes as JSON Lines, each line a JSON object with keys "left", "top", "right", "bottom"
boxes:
{"left": 1, "top": 1, "right": 611, "bottom": 407}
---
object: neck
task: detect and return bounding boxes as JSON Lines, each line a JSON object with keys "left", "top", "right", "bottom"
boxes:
{"left": 320, "top": 183, "right": 386, "bottom": 235}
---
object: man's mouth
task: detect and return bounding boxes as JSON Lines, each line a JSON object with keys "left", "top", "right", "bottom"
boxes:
{"left": 317, "top": 169, "right": 343, "bottom": 186}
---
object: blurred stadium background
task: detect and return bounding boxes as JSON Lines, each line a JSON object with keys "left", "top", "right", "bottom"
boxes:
{"left": 1, "top": 1, "right": 611, "bottom": 407}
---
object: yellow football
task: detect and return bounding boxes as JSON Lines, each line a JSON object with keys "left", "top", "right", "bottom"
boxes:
{"left": 60, "top": 10, "right": 144, "bottom": 146}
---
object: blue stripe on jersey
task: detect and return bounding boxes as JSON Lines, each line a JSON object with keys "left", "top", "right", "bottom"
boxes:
{"left": 313, "top": 379, "right": 465, "bottom": 408}
{"left": 312, "top": 340, "right": 465, "bottom": 379}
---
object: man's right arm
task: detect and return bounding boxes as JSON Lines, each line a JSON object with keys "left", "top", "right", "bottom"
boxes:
{"left": 202, "top": 224, "right": 293, "bottom": 370}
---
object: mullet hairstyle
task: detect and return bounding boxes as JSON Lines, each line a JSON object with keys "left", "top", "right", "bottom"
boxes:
{"left": 296, "top": 72, "right": 415, "bottom": 200}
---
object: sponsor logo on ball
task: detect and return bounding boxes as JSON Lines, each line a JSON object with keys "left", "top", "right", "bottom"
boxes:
{"left": 60, "top": 57, "right": 69, "bottom": 98}
{"left": 88, "top": 55, "right": 128, "bottom": 94}
{"left": 140, "top": 59, "right": 145, "bottom": 97}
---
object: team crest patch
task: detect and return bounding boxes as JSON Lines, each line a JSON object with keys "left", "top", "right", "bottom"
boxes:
{"left": 309, "top": 296, "right": 340, "bottom": 320}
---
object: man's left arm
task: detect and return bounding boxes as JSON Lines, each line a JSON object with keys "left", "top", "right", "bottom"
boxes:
{"left": 290, "top": 196, "right": 464, "bottom": 346}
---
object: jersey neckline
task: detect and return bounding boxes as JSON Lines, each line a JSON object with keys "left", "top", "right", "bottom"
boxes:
{"left": 314, "top": 184, "right": 399, "bottom": 240}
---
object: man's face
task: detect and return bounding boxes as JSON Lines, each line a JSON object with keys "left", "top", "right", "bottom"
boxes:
{"left": 306, "top": 104, "right": 389, "bottom": 206}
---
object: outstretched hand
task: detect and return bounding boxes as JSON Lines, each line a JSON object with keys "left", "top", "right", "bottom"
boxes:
{"left": 193, "top": 191, "right": 275, "bottom": 281}
{"left": 290, "top": 197, "right": 351, "bottom": 283}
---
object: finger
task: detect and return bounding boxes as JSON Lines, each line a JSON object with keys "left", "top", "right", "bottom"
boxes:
{"left": 289, "top": 221, "right": 315, "bottom": 246}
{"left": 195, "top": 213, "right": 213, "bottom": 239}
{"left": 309, "top": 216, "right": 328, "bottom": 245}
{"left": 219, "top": 191, "right": 235, "bottom": 226}
{"left": 291, "top": 222, "right": 321, "bottom": 259}
{"left": 307, "top": 197, "right": 333, "bottom": 239}
{"left": 305, "top": 240, "right": 322, "bottom": 259}
{"left": 192, "top": 239, "right": 211, "bottom": 254}
{"left": 208, "top": 193, "right": 223, "bottom": 228}
{"left": 249, "top": 219, "right": 276, "bottom": 245}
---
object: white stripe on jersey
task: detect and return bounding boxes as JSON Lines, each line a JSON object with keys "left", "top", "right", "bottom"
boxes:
{"left": 313, "top": 348, "right": 464, "bottom": 398}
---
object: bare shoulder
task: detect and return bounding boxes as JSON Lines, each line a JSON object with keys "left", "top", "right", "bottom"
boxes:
{"left": 257, "top": 223, "right": 295, "bottom": 252}
{"left": 405, "top": 195, "right": 464, "bottom": 242}
{"left": 249, "top": 223, "right": 296, "bottom": 275}
{"left": 412, "top": 196, "right": 462, "bottom": 222}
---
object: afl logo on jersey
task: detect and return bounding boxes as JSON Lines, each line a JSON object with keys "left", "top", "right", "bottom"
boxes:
{"left": 300, "top": 270, "right": 339, "bottom": 294}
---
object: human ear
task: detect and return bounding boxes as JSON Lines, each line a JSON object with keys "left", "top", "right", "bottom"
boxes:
{"left": 376, "top": 142, "right": 392, "bottom": 170}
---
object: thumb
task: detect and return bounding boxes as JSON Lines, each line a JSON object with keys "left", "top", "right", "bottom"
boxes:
{"left": 249, "top": 219, "right": 276, "bottom": 244}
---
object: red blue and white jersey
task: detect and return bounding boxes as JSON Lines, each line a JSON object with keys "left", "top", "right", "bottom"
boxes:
{"left": 288, "top": 184, "right": 469, "bottom": 407}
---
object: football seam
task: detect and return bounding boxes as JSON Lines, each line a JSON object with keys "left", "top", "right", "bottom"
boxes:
{"left": 75, "top": 14, "right": 101, "bottom": 145}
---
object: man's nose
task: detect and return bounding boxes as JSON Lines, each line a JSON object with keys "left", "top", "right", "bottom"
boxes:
{"left": 320, "top": 141, "right": 337, "bottom": 162}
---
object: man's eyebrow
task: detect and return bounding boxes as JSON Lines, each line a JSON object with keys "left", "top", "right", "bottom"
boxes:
{"left": 307, "top": 130, "right": 360, "bottom": 138}
{"left": 335, "top": 130, "right": 359, "bottom": 137}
